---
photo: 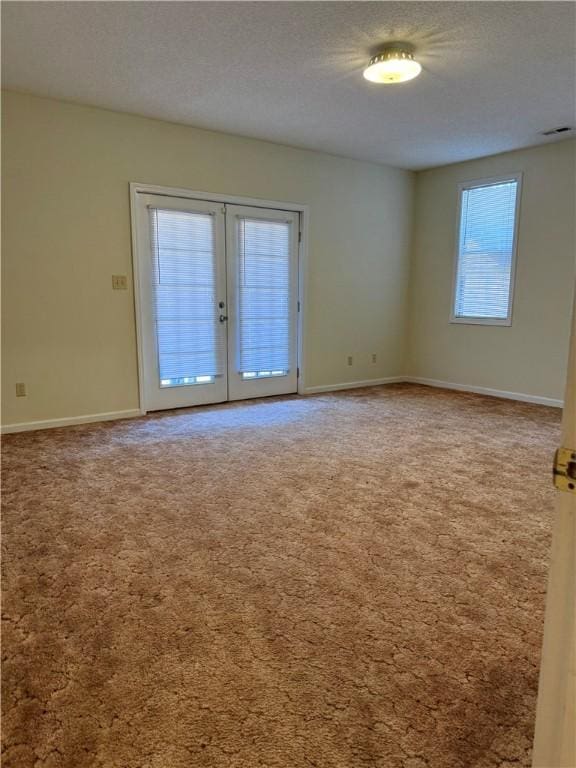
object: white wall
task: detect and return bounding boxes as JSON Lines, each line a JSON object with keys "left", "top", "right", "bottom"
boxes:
{"left": 407, "top": 140, "right": 575, "bottom": 402}
{"left": 1, "top": 91, "right": 414, "bottom": 427}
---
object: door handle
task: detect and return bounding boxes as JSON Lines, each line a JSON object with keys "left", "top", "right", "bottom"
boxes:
{"left": 219, "top": 314, "right": 228, "bottom": 322}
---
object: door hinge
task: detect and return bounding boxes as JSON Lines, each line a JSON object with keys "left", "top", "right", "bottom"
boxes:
{"left": 553, "top": 447, "right": 576, "bottom": 493}
{"left": 297, "top": 367, "right": 300, "bottom": 378}
{"left": 298, "top": 230, "right": 302, "bottom": 243}
{"left": 297, "top": 300, "right": 301, "bottom": 312}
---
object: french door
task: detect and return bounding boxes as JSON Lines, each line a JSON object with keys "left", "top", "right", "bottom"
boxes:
{"left": 133, "top": 192, "right": 299, "bottom": 411}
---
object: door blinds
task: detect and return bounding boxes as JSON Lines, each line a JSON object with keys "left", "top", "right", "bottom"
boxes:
{"left": 236, "top": 217, "right": 291, "bottom": 375}
{"left": 150, "top": 207, "right": 224, "bottom": 385}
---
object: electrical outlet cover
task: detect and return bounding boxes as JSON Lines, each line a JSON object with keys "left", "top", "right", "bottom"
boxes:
{"left": 112, "top": 275, "right": 128, "bottom": 290}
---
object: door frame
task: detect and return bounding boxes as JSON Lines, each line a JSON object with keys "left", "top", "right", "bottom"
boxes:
{"left": 129, "top": 182, "right": 309, "bottom": 414}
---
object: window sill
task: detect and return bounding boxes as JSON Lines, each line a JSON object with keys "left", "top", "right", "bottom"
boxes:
{"left": 450, "top": 316, "right": 512, "bottom": 327}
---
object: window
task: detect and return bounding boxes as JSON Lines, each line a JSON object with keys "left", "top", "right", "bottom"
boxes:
{"left": 452, "top": 174, "right": 521, "bottom": 325}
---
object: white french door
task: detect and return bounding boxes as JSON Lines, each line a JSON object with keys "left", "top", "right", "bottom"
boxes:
{"left": 133, "top": 192, "right": 299, "bottom": 411}
{"left": 226, "top": 205, "right": 299, "bottom": 401}
{"left": 134, "top": 194, "right": 228, "bottom": 410}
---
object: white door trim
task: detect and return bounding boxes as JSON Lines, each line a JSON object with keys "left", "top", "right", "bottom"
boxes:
{"left": 130, "top": 183, "right": 309, "bottom": 413}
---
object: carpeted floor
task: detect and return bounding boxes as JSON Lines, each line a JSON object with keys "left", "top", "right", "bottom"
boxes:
{"left": 1, "top": 384, "right": 560, "bottom": 768}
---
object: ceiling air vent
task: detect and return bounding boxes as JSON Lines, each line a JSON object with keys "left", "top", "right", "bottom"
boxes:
{"left": 541, "top": 126, "right": 573, "bottom": 136}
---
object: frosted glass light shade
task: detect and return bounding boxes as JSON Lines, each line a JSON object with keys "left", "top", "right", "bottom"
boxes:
{"left": 363, "top": 48, "right": 422, "bottom": 84}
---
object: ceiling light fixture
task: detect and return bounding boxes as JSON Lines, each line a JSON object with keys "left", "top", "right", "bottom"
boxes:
{"left": 363, "top": 45, "right": 422, "bottom": 84}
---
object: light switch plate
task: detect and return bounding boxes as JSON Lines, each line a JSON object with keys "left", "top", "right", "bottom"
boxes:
{"left": 15, "top": 382, "right": 26, "bottom": 397}
{"left": 112, "top": 275, "right": 128, "bottom": 290}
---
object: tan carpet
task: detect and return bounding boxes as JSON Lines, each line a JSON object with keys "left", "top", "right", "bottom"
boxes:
{"left": 1, "top": 384, "right": 560, "bottom": 768}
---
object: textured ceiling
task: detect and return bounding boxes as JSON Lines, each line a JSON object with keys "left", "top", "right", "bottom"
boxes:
{"left": 2, "top": 1, "right": 575, "bottom": 169}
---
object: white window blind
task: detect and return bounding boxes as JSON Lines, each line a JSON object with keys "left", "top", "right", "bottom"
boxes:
{"left": 237, "top": 217, "right": 291, "bottom": 375}
{"left": 150, "top": 208, "right": 223, "bottom": 387}
{"left": 453, "top": 178, "right": 519, "bottom": 322}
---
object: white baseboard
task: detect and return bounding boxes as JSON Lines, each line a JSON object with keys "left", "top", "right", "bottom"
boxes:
{"left": 1, "top": 409, "right": 144, "bottom": 435}
{"left": 303, "top": 376, "right": 405, "bottom": 395}
{"left": 1, "top": 376, "right": 562, "bottom": 434}
{"left": 403, "top": 376, "right": 564, "bottom": 408}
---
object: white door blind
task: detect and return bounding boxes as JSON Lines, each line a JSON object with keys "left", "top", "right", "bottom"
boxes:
{"left": 454, "top": 179, "right": 519, "bottom": 320}
{"left": 236, "top": 217, "right": 291, "bottom": 374}
{"left": 150, "top": 208, "right": 224, "bottom": 386}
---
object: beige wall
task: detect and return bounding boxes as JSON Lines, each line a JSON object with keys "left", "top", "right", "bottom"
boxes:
{"left": 407, "top": 140, "right": 576, "bottom": 402}
{"left": 3, "top": 91, "right": 573, "bottom": 428}
{"left": 1, "top": 90, "right": 414, "bottom": 426}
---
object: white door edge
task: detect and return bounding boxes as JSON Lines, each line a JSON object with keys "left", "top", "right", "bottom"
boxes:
{"left": 532, "top": 287, "right": 576, "bottom": 767}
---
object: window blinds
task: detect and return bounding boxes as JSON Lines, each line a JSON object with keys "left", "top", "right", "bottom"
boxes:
{"left": 454, "top": 179, "right": 518, "bottom": 320}
{"left": 150, "top": 208, "right": 223, "bottom": 385}
{"left": 236, "top": 217, "right": 291, "bottom": 374}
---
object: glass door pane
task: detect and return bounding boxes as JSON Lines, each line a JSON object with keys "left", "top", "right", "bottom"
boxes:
{"left": 151, "top": 208, "right": 224, "bottom": 387}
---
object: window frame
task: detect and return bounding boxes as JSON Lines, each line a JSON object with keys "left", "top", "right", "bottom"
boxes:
{"left": 450, "top": 172, "right": 523, "bottom": 327}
